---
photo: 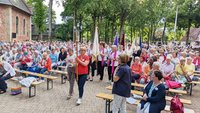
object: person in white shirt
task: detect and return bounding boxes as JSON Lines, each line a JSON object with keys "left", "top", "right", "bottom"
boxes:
{"left": 107, "top": 45, "right": 120, "bottom": 83}
{"left": 0, "top": 60, "right": 16, "bottom": 94}
{"left": 97, "top": 42, "right": 107, "bottom": 81}
{"left": 161, "top": 56, "right": 174, "bottom": 80}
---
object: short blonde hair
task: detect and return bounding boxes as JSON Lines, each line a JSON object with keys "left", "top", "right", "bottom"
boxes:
{"left": 119, "top": 54, "right": 129, "bottom": 64}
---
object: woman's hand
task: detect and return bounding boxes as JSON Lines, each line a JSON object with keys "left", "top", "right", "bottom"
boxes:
{"left": 142, "top": 94, "right": 148, "bottom": 101}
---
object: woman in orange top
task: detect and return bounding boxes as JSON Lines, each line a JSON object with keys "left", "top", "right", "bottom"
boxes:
{"left": 75, "top": 47, "right": 90, "bottom": 105}
{"left": 140, "top": 56, "right": 150, "bottom": 84}
{"left": 38, "top": 52, "right": 52, "bottom": 81}
{"left": 131, "top": 57, "right": 142, "bottom": 83}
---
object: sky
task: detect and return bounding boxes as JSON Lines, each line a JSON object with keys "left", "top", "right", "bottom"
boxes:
{"left": 44, "top": 0, "right": 64, "bottom": 24}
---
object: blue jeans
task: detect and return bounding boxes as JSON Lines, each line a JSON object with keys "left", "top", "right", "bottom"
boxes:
{"left": 78, "top": 74, "right": 87, "bottom": 98}
{"left": 38, "top": 68, "right": 48, "bottom": 80}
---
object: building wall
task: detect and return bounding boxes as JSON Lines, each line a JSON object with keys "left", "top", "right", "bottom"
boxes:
{"left": 0, "top": 5, "right": 10, "bottom": 42}
{"left": 12, "top": 7, "right": 31, "bottom": 41}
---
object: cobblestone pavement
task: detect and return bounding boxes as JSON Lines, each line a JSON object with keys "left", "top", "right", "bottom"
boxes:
{"left": 0, "top": 71, "right": 199, "bottom": 113}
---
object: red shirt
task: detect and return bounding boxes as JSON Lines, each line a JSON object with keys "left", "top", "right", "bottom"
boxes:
{"left": 40, "top": 57, "right": 52, "bottom": 71}
{"left": 77, "top": 55, "right": 89, "bottom": 75}
{"left": 131, "top": 63, "right": 142, "bottom": 75}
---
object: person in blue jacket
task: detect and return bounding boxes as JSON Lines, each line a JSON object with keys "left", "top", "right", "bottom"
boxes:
{"left": 137, "top": 70, "right": 166, "bottom": 113}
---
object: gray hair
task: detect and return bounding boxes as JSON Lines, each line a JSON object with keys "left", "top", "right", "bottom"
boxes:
{"left": 153, "top": 62, "right": 160, "bottom": 69}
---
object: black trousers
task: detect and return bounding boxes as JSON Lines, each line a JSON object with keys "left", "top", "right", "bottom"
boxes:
{"left": 0, "top": 73, "right": 12, "bottom": 91}
{"left": 91, "top": 61, "right": 96, "bottom": 77}
{"left": 97, "top": 61, "right": 105, "bottom": 80}
{"left": 108, "top": 66, "right": 117, "bottom": 81}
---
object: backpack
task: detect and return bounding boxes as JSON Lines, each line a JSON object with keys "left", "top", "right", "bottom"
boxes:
{"left": 170, "top": 95, "right": 184, "bottom": 113}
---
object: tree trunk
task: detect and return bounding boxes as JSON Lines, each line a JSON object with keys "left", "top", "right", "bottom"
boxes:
{"left": 186, "top": 19, "right": 192, "bottom": 45}
{"left": 39, "top": 33, "right": 43, "bottom": 41}
{"left": 130, "top": 27, "right": 133, "bottom": 43}
{"left": 79, "top": 14, "right": 83, "bottom": 42}
{"left": 48, "top": 0, "right": 53, "bottom": 41}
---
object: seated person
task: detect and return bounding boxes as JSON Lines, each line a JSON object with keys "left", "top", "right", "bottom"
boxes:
{"left": 0, "top": 60, "right": 16, "bottom": 94}
{"left": 161, "top": 56, "right": 174, "bottom": 80}
{"left": 185, "top": 57, "right": 198, "bottom": 81}
{"left": 49, "top": 48, "right": 58, "bottom": 69}
{"left": 140, "top": 56, "right": 150, "bottom": 84}
{"left": 19, "top": 50, "right": 32, "bottom": 70}
{"left": 38, "top": 52, "right": 52, "bottom": 74}
{"left": 137, "top": 70, "right": 166, "bottom": 113}
{"left": 131, "top": 57, "right": 142, "bottom": 83}
{"left": 175, "top": 57, "right": 187, "bottom": 84}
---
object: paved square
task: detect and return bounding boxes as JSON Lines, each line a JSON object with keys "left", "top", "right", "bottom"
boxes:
{"left": 0, "top": 73, "right": 199, "bottom": 113}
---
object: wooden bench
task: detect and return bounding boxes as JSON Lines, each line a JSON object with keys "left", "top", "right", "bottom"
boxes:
{"left": 131, "top": 83, "right": 187, "bottom": 95}
{"left": 10, "top": 77, "right": 43, "bottom": 97}
{"left": 96, "top": 93, "right": 194, "bottom": 113}
{"left": 50, "top": 70, "right": 68, "bottom": 84}
{"left": 15, "top": 69, "right": 57, "bottom": 90}
{"left": 106, "top": 86, "right": 191, "bottom": 105}
{"left": 58, "top": 66, "right": 66, "bottom": 69}
{"left": 186, "top": 81, "right": 200, "bottom": 95}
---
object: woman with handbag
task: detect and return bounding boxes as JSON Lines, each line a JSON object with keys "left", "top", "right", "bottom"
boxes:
{"left": 137, "top": 70, "right": 166, "bottom": 113}
{"left": 112, "top": 54, "right": 132, "bottom": 113}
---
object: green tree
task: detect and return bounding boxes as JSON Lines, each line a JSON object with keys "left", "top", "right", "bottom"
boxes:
{"left": 32, "top": 0, "right": 46, "bottom": 40}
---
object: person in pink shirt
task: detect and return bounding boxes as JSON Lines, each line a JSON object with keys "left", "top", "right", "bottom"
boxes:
{"left": 193, "top": 51, "right": 200, "bottom": 70}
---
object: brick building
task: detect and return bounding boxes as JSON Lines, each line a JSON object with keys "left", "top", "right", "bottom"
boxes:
{"left": 0, "top": 0, "right": 31, "bottom": 42}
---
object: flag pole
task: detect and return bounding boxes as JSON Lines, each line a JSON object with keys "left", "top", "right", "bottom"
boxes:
{"left": 75, "top": 31, "right": 79, "bottom": 81}
{"left": 174, "top": 6, "right": 178, "bottom": 41}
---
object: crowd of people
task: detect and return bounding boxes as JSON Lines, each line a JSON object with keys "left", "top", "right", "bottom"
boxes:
{"left": 0, "top": 40, "right": 199, "bottom": 113}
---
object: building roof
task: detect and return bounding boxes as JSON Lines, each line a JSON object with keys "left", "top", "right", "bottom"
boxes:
{"left": 182, "top": 28, "right": 200, "bottom": 41}
{"left": 0, "top": 0, "right": 31, "bottom": 15}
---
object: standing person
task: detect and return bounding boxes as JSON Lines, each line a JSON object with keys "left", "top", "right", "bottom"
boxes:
{"left": 97, "top": 42, "right": 107, "bottom": 81}
{"left": 112, "top": 54, "right": 132, "bottom": 113}
{"left": 0, "top": 60, "right": 16, "bottom": 94}
{"left": 66, "top": 48, "right": 76, "bottom": 100}
{"left": 75, "top": 47, "right": 90, "bottom": 105}
{"left": 108, "top": 45, "right": 120, "bottom": 83}
{"left": 137, "top": 71, "right": 166, "bottom": 113}
{"left": 88, "top": 44, "right": 96, "bottom": 81}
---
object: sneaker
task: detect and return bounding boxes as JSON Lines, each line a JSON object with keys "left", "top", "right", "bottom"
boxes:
{"left": 76, "top": 98, "right": 82, "bottom": 105}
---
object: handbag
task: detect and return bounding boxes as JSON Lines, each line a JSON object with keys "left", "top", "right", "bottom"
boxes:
{"left": 11, "top": 87, "right": 22, "bottom": 95}
{"left": 165, "top": 80, "right": 182, "bottom": 89}
{"left": 170, "top": 95, "right": 184, "bottom": 113}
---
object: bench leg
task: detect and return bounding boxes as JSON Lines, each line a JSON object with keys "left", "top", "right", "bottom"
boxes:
{"left": 105, "top": 100, "right": 111, "bottom": 113}
{"left": 61, "top": 74, "right": 66, "bottom": 84}
{"left": 189, "top": 84, "right": 193, "bottom": 96}
{"left": 29, "top": 85, "right": 36, "bottom": 98}
{"left": 47, "top": 79, "right": 53, "bottom": 90}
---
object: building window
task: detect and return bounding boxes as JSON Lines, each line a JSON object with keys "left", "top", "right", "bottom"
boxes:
{"left": 23, "top": 19, "right": 25, "bottom": 35}
{"left": 16, "top": 16, "right": 19, "bottom": 34}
